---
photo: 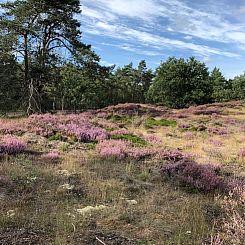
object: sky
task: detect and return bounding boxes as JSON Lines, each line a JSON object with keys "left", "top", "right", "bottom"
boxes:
{"left": 79, "top": 0, "right": 245, "bottom": 78}
{"left": 1, "top": 0, "right": 245, "bottom": 78}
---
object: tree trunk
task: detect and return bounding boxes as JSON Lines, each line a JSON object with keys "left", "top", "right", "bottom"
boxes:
{"left": 61, "top": 96, "right": 65, "bottom": 111}
{"left": 53, "top": 97, "right": 56, "bottom": 111}
{"left": 23, "top": 32, "right": 29, "bottom": 86}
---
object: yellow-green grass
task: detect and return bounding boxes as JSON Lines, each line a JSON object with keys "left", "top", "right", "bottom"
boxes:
{"left": 0, "top": 102, "right": 245, "bottom": 244}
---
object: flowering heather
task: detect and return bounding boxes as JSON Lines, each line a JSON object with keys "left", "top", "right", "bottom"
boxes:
{"left": 127, "top": 147, "right": 155, "bottom": 160}
{"left": 220, "top": 187, "right": 245, "bottom": 244}
{"left": 178, "top": 122, "right": 191, "bottom": 129}
{"left": 57, "top": 123, "right": 108, "bottom": 142}
{"left": 157, "top": 149, "right": 187, "bottom": 162}
{"left": 143, "top": 134, "right": 162, "bottom": 144}
{"left": 96, "top": 140, "right": 130, "bottom": 159}
{"left": 94, "top": 120, "right": 119, "bottom": 130}
{"left": 223, "top": 117, "right": 239, "bottom": 126}
{"left": 183, "top": 132, "right": 194, "bottom": 140}
{"left": 28, "top": 113, "right": 108, "bottom": 142}
{"left": 208, "top": 127, "right": 229, "bottom": 135}
{"left": 42, "top": 151, "right": 60, "bottom": 161}
{"left": 96, "top": 112, "right": 108, "bottom": 118}
{"left": 93, "top": 144, "right": 181, "bottom": 161}
{"left": 109, "top": 129, "right": 130, "bottom": 136}
{"left": 239, "top": 148, "right": 245, "bottom": 158}
{"left": 0, "top": 120, "right": 27, "bottom": 135}
{"left": 226, "top": 178, "right": 245, "bottom": 192}
{"left": 208, "top": 138, "right": 224, "bottom": 147}
{"left": 0, "top": 135, "right": 26, "bottom": 154}
{"left": 241, "top": 125, "right": 245, "bottom": 132}
{"left": 160, "top": 160, "right": 224, "bottom": 192}
{"left": 186, "top": 105, "right": 221, "bottom": 115}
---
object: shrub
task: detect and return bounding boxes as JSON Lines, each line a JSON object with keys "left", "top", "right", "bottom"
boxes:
{"left": 107, "top": 114, "right": 133, "bottom": 124}
{"left": 48, "top": 133, "right": 63, "bottom": 141}
{"left": 145, "top": 117, "right": 177, "bottom": 128}
{"left": 178, "top": 122, "right": 191, "bottom": 129}
{"left": 220, "top": 187, "right": 245, "bottom": 244}
{"left": 109, "top": 129, "right": 130, "bottom": 136}
{"left": 157, "top": 149, "right": 187, "bottom": 162}
{"left": 127, "top": 147, "right": 155, "bottom": 160}
{"left": 28, "top": 113, "right": 109, "bottom": 142}
{"left": 208, "top": 138, "right": 224, "bottom": 147}
{"left": 183, "top": 132, "right": 195, "bottom": 140}
{"left": 239, "top": 148, "right": 245, "bottom": 158}
{"left": 160, "top": 159, "right": 224, "bottom": 192}
{"left": 96, "top": 139, "right": 187, "bottom": 162}
{"left": 143, "top": 134, "right": 162, "bottom": 144}
{"left": 0, "top": 135, "right": 26, "bottom": 154}
{"left": 208, "top": 127, "right": 229, "bottom": 135}
{"left": 0, "top": 120, "right": 27, "bottom": 135}
{"left": 111, "top": 134, "right": 147, "bottom": 146}
{"left": 96, "top": 140, "right": 130, "bottom": 159}
{"left": 42, "top": 151, "right": 60, "bottom": 161}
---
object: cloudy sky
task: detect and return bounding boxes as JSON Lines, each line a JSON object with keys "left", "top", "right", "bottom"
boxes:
{"left": 80, "top": 0, "right": 245, "bottom": 78}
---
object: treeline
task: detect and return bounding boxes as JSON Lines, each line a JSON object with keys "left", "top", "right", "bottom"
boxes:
{"left": 0, "top": 0, "right": 245, "bottom": 113}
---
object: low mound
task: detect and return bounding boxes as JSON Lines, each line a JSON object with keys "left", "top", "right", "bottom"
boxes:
{"left": 96, "top": 103, "right": 169, "bottom": 117}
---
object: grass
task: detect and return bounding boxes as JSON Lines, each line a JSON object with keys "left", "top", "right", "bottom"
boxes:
{"left": 107, "top": 114, "right": 134, "bottom": 124}
{"left": 144, "top": 117, "right": 177, "bottom": 128}
{"left": 111, "top": 133, "right": 148, "bottom": 146}
{"left": 0, "top": 102, "right": 245, "bottom": 244}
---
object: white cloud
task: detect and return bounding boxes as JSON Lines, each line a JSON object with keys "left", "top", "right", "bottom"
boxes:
{"left": 83, "top": 0, "right": 166, "bottom": 21}
{"left": 101, "top": 42, "right": 164, "bottom": 56}
{"left": 238, "top": 6, "right": 245, "bottom": 14}
{"left": 226, "top": 31, "right": 245, "bottom": 44}
{"left": 81, "top": 0, "right": 244, "bottom": 57}
{"left": 81, "top": 6, "right": 116, "bottom": 22}
{"left": 89, "top": 21, "right": 239, "bottom": 58}
{"left": 100, "top": 60, "right": 115, "bottom": 66}
{"left": 184, "top": 35, "right": 193, "bottom": 40}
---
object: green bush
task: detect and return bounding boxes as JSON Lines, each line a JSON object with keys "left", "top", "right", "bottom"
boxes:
{"left": 48, "top": 133, "right": 64, "bottom": 141}
{"left": 144, "top": 117, "right": 177, "bottom": 128}
{"left": 107, "top": 114, "right": 133, "bottom": 124}
{"left": 111, "top": 134, "right": 147, "bottom": 146}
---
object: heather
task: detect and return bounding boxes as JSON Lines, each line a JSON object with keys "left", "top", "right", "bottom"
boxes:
{"left": 160, "top": 159, "right": 224, "bottom": 193}
{"left": 27, "top": 113, "right": 109, "bottom": 142}
{"left": 0, "top": 135, "right": 26, "bottom": 155}
{"left": 0, "top": 102, "right": 245, "bottom": 244}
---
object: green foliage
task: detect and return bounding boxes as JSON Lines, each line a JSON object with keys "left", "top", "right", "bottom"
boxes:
{"left": 0, "top": 0, "right": 87, "bottom": 112}
{"left": 107, "top": 114, "right": 133, "bottom": 124}
{"left": 0, "top": 53, "right": 22, "bottom": 111}
{"left": 147, "top": 57, "right": 213, "bottom": 108}
{"left": 48, "top": 133, "right": 63, "bottom": 141}
{"left": 111, "top": 134, "right": 147, "bottom": 146}
{"left": 85, "top": 142, "right": 97, "bottom": 150}
{"left": 144, "top": 117, "right": 177, "bottom": 128}
{"left": 210, "top": 67, "right": 232, "bottom": 102}
{"left": 231, "top": 73, "right": 245, "bottom": 100}
{"left": 112, "top": 60, "right": 154, "bottom": 104}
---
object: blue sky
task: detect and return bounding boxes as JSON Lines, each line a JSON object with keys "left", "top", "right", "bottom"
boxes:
{"left": 1, "top": 0, "right": 245, "bottom": 78}
{"left": 79, "top": 0, "right": 245, "bottom": 78}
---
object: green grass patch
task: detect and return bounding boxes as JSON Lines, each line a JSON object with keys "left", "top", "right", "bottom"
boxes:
{"left": 107, "top": 114, "right": 133, "bottom": 124}
{"left": 48, "top": 133, "right": 64, "bottom": 141}
{"left": 111, "top": 134, "right": 147, "bottom": 146}
{"left": 144, "top": 117, "right": 177, "bottom": 128}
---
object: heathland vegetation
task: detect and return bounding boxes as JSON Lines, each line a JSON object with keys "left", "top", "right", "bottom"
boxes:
{"left": 0, "top": 1, "right": 245, "bottom": 244}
